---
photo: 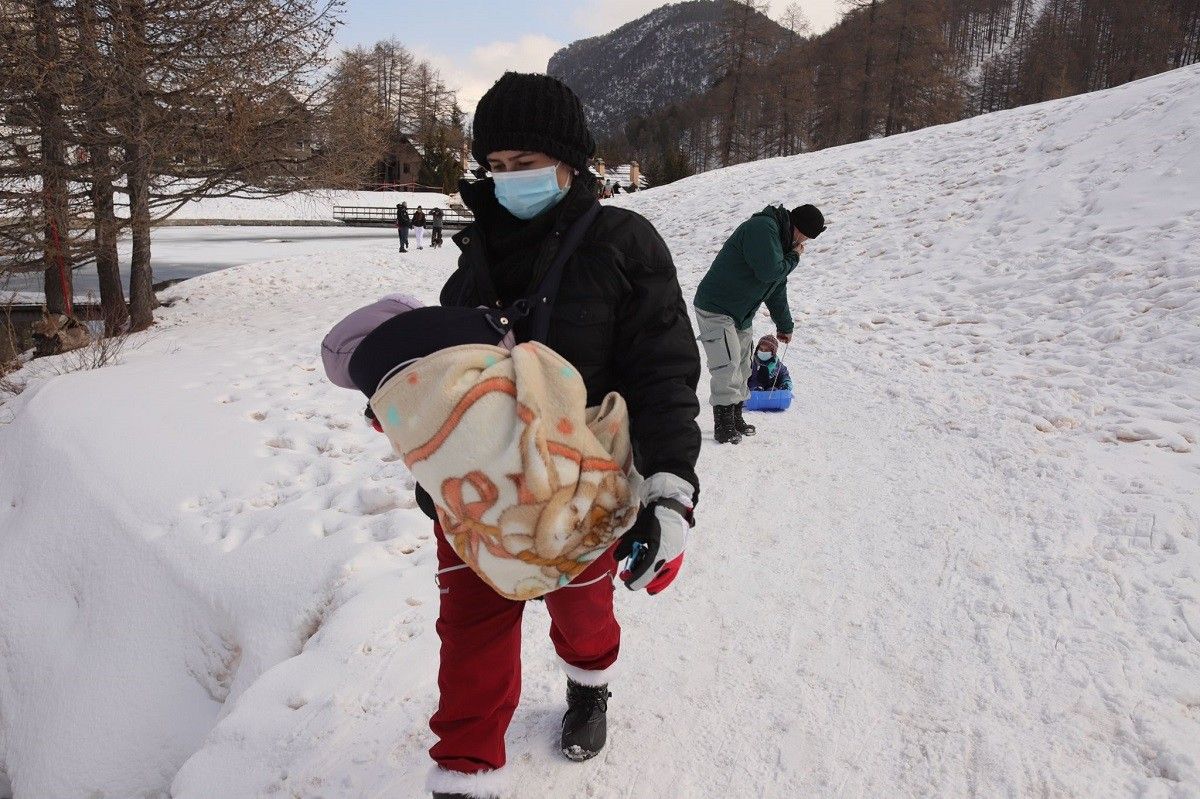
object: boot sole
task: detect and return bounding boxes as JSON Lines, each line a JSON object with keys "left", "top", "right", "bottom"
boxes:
{"left": 562, "top": 744, "right": 601, "bottom": 762}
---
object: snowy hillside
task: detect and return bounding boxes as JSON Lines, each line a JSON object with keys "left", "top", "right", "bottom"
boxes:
{"left": 616, "top": 65, "right": 1200, "bottom": 469}
{"left": 1, "top": 65, "right": 1198, "bottom": 799}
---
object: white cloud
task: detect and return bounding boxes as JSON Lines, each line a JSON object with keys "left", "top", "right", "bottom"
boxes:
{"left": 572, "top": 0, "right": 663, "bottom": 35}
{"left": 417, "top": 34, "right": 563, "bottom": 110}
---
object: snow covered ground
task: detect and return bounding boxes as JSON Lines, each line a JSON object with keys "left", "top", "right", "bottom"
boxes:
{"left": 2, "top": 226, "right": 401, "bottom": 300}
{"left": 1, "top": 65, "right": 1198, "bottom": 798}
{"left": 0, "top": 183, "right": 448, "bottom": 224}
{"left": 166, "top": 189, "right": 449, "bottom": 222}
{"left": 3, "top": 188, "right": 443, "bottom": 301}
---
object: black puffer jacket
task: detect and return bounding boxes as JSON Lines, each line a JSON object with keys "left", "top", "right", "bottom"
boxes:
{"left": 440, "top": 176, "right": 702, "bottom": 499}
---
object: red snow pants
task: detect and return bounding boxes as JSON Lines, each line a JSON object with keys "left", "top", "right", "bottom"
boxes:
{"left": 429, "top": 523, "right": 621, "bottom": 775}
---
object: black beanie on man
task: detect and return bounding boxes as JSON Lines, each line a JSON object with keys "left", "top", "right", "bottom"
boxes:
{"left": 472, "top": 72, "right": 596, "bottom": 172}
{"left": 789, "top": 204, "right": 826, "bottom": 238}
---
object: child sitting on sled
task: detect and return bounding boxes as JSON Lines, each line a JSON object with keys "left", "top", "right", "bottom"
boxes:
{"left": 747, "top": 334, "right": 793, "bottom": 392}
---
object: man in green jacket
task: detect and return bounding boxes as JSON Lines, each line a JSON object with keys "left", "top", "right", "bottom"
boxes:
{"left": 694, "top": 203, "right": 825, "bottom": 444}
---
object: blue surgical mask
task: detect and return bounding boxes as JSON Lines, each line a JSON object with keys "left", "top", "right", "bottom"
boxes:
{"left": 756, "top": 351, "right": 773, "bottom": 361}
{"left": 492, "top": 163, "right": 569, "bottom": 220}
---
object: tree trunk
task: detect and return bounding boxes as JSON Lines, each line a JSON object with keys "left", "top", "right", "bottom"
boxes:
{"left": 858, "top": 0, "right": 878, "bottom": 141}
{"left": 126, "top": 136, "right": 154, "bottom": 331}
{"left": 34, "top": 0, "right": 72, "bottom": 315}
{"left": 720, "top": 1, "right": 756, "bottom": 166}
{"left": 76, "top": 0, "right": 129, "bottom": 333}
{"left": 884, "top": 0, "right": 912, "bottom": 136}
{"left": 92, "top": 145, "right": 127, "bottom": 333}
{"left": 122, "top": 0, "right": 155, "bottom": 331}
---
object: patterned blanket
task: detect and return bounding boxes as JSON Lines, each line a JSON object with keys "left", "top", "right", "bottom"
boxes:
{"left": 371, "top": 342, "right": 641, "bottom": 600}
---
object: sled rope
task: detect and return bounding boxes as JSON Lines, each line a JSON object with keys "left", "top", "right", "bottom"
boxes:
{"left": 768, "top": 341, "right": 790, "bottom": 391}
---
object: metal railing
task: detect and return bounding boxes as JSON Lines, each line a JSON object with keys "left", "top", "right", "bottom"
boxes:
{"left": 332, "top": 206, "right": 474, "bottom": 228}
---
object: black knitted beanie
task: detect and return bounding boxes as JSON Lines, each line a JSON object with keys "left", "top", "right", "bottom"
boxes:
{"left": 472, "top": 72, "right": 596, "bottom": 171}
{"left": 789, "top": 204, "right": 826, "bottom": 238}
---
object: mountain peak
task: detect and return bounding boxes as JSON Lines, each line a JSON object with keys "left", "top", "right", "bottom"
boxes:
{"left": 548, "top": 0, "right": 786, "bottom": 139}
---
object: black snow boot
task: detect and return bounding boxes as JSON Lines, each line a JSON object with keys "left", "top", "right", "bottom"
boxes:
{"left": 732, "top": 401, "right": 756, "bottom": 437}
{"left": 713, "top": 404, "right": 742, "bottom": 445}
{"left": 432, "top": 794, "right": 471, "bottom": 799}
{"left": 561, "top": 680, "right": 610, "bottom": 761}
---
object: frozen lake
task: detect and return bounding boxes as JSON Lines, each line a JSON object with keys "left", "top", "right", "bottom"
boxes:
{"left": 3, "top": 226, "right": 403, "bottom": 300}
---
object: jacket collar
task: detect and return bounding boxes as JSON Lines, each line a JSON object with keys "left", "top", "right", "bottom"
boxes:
{"left": 452, "top": 176, "right": 598, "bottom": 307}
{"left": 750, "top": 204, "right": 794, "bottom": 253}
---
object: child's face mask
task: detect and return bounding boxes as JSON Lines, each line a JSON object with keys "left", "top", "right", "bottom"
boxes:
{"left": 492, "top": 163, "right": 569, "bottom": 220}
{"left": 756, "top": 351, "right": 773, "bottom": 361}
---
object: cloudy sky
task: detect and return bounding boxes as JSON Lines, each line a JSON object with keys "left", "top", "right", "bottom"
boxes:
{"left": 339, "top": 0, "right": 845, "bottom": 108}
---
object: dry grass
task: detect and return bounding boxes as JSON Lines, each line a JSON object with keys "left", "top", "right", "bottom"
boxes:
{"left": 44, "top": 325, "right": 131, "bottom": 375}
{"left": 0, "top": 290, "right": 153, "bottom": 409}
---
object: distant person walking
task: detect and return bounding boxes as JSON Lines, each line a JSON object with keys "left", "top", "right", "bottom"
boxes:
{"left": 397, "top": 203, "right": 411, "bottom": 253}
{"left": 413, "top": 206, "right": 428, "bottom": 249}
{"left": 693, "top": 203, "right": 824, "bottom": 444}
{"left": 430, "top": 207, "right": 444, "bottom": 248}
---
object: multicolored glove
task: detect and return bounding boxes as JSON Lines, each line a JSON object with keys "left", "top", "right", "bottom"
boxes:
{"left": 615, "top": 473, "right": 695, "bottom": 594}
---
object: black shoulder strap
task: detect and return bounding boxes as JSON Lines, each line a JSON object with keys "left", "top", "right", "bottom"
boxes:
{"left": 529, "top": 201, "right": 601, "bottom": 343}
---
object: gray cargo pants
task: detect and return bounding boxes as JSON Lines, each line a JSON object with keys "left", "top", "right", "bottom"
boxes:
{"left": 694, "top": 306, "right": 753, "bottom": 407}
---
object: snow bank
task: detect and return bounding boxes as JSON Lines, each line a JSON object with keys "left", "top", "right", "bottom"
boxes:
{"left": 1, "top": 65, "right": 1198, "bottom": 798}
{"left": 1, "top": 252, "right": 447, "bottom": 796}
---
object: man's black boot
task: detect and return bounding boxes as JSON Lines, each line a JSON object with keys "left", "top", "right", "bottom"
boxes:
{"left": 561, "top": 680, "right": 610, "bottom": 761}
{"left": 733, "top": 401, "right": 756, "bottom": 437}
{"left": 713, "top": 404, "right": 742, "bottom": 445}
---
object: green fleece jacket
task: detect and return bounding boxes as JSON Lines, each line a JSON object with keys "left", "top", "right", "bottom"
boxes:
{"left": 693, "top": 205, "right": 798, "bottom": 333}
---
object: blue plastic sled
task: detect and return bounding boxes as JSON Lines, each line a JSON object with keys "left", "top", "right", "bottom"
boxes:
{"left": 744, "top": 389, "right": 793, "bottom": 412}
